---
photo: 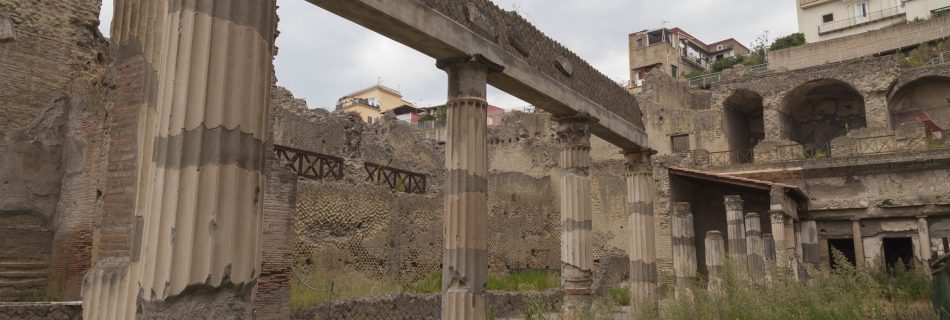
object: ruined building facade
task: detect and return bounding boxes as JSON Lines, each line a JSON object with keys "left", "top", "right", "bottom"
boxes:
{"left": 639, "top": 55, "right": 950, "bottom": 284}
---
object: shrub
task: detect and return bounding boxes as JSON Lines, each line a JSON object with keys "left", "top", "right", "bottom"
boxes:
{"left": 770, "top": 33, "right": 807, "bottom": 51}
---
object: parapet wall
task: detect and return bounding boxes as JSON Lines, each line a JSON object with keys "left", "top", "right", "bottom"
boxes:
{"left": 768, "top": 15, "right": 950, "bottom": 71}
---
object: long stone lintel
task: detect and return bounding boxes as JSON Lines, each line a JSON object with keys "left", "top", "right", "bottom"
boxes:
{"left": 305, "top": 0, "right": 648, "bottom": 150}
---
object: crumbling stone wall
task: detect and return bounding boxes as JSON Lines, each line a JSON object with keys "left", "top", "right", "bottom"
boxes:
{"left": 277, "top": 88, "right": 633, "bottom": 285}
{"left": 0, "top": 0, "right": 110, "bottom": 302}
{"left": 0, "top": 302, "right": 82, "bottom": 320}
{"left": 0, "top": 0, "right": 106, "bottom": 136}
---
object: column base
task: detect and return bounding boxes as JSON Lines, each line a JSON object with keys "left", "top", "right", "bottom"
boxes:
{"left": 442, "top": 289, "right": 486, "bottom": 320}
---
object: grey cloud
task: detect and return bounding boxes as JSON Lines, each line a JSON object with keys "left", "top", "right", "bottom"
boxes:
{"left": 98, "top": 0, "right": 798, "bottom": 111}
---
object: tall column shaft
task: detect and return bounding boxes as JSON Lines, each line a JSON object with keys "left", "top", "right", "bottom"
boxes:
{"left": 745, "top": 213, "right": 765, "bottom": 279}
{"left": 705, "top": 231, "right": 725, "bottom": 294}
{"left": 852, "top": 219, "right": 866, "bottom": 269}
{"left": 801, "top": 220, "right": 820, "bottom": 265}
{"left": 763, "top": 234, "right": 776, "bottom": 263}
{"left": 626, "top": 151, "right": 657, "bottom": 311}
{"left": 918, "top": 216, "right": 932, "bottom": 263}
{"left": 672, "top": 202, "right": 697, "bottom": 295}
{"left": 438, "top": 55, "right": 499, "bottom": 320}
{"left": 724, "top": 196, "right": 748, "bottom": 273}
{"left": 769, "top": 211, "right": 787, "bottom": 268}
{"left": 556, "top": 115, "right": 594, "bottom": 318}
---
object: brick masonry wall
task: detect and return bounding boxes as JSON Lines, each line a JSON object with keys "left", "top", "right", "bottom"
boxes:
{"left": 0, "top": 0, "right": 105, "bottom": 137}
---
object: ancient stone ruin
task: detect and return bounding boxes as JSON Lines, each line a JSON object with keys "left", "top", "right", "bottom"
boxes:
{"left": 1, "top": 0, "right": 949, "bottom": 319}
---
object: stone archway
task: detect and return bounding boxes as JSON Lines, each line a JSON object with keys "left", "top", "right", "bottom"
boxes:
{"left": 723, "top": 89, "right": 765, "bottom": 162}
{"left": 781, "top": 79, "right": 867, "bottom": 152}
{"left": 889, "top": 76, "right": 950, "bottom": 139}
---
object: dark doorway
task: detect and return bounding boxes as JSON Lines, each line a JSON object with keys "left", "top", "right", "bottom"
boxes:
{"left": 883, "top": 237, "right": 914, "bottom": 271}
{"left": 827, "top": 238, "right": 856, "bottom": 269}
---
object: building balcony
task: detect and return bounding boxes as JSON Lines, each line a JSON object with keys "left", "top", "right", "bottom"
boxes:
{"left": 799, "top": 0, "right": 835, "bottom": 8}
{"left": 818, "top": 6, "right": 905, "bottom": 35}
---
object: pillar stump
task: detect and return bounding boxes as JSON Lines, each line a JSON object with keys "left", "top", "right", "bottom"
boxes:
{"left": 724, "top": 196, "right": 748, "bottom": 274}
{"left": 745, "top": 213, "right": 765, "bottom": 279}
{"left": 437, "top": 55, "right": 502, "bottom": 319}
{"left": 672, "top": 202, "right": 697, "bottom": 295}
{"left": 626, "top": 151, "right": 657, "bottom": 312}
{"left": 705, "top": 231, "right": 725, "bottom": 294}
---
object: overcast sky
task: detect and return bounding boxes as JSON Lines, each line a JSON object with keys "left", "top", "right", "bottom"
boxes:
{"left": 98, "top": 0, "right": 798, "bottom": 110}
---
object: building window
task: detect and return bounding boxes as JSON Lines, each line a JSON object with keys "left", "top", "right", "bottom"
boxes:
{"left": 671, "top": 134, "right": 690, "bottom": 153}
{"left": 822, "top": 13, "right": 834, "bottom": 23}
{"left": 717, "top": 44, "right": 724, "bottom": 51}
{"left": 636, "top": 38, "right": 643, "bottom": 48}
{"left": 854, "top": 2, "right": 869, "bottom": 22}
{"left": 671, "top": 65, "right": 678, "bottom": 78}
{"left": 716, "top": 54, "right": 725, "bottom": 60}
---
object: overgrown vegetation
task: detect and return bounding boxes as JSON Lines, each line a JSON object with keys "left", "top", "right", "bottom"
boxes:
{"left": 292, "top": 267, "right": 561, "bottom": 310}
{"left": 643, "top": 251, "right": 936, "bottom": 320}
{"left": 897, "top": 40, "right": 950, "bottom": 68}
{"left": 769, "top": 33, "right": 807, "bottom": 51}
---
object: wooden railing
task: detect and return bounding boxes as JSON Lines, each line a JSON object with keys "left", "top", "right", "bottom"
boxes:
{"left": 274, "top": 145, "right": 344, "bottom": 180}
{"left": 364, "top": 162, "right": 427, "bottom": 194}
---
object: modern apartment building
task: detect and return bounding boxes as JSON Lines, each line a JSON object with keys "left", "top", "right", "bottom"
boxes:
{"left": 628, "top": 28, "right": 749, "bottom": 92}
{"left": 335, "top": 84, "right": 417, "bottom": 124}
{"left": 797, "top": 0, "right": 950, "bottom": 42}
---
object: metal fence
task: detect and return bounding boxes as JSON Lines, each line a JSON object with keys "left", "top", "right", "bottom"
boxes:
{"left": 708, "top": 149, "right": 754, "bottom": 166}
{"left": 931, "top": 51, "right": 949, "bottom": 66}
{"left": 274, "top": 145, "right": 345, "bottom": 180}
{"left": 686, "top": 63, "right": 770, "bottom": 88}
{"left": 818, "top": 6, "right": 904, "bottom": 34}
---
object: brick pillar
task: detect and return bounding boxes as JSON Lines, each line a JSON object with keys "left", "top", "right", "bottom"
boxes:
{"left": 556, "top": 114, "right": 594, "bottom": 318}
{"left": 705, "top": 231, "right": 725, "bottom": 294}
{"left": 254, "top": 160, "right": 298, "bottom": 320}
{"left": 626, "top": 151, "right": 657, "bottom": 312}
{"left": 745, "top": 213, "right": 765, "bottom": 279}
{"left": 436, "top": 54, "right": 502, "bottom": 320}
{"left": 724, "top": 195, "right": 748, "bottom": 274}
{"left": 671, "top": 202, "right": 697, "bottom": 296}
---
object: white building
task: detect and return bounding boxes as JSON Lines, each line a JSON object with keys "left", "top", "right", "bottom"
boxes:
{"left": 797, "top": 0, "right": 950, "bottom": 42}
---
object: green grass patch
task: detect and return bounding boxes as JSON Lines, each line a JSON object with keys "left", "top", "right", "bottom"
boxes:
{"left": 487, "top": 269, "right": 560, "bottom": 292}
{"left": 649, "top": 251, "right": 936, "bottom": 320}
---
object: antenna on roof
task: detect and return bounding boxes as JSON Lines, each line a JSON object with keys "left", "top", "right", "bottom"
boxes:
{"left": 662, "top": 20, "right": 670, "bottom": 28}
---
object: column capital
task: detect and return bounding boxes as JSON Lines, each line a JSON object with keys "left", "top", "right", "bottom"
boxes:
{"left": 724, "top": 195, "right": 743, "bottom": 211}
{"left": 745, "top": 212, "right": 760, "bottom": 219}
{"left": 769, "top": 211, "right": 785, "bottom": 222}
{"left": 436, "top": 54, "right": 505, "bottom": 72}
{"left": 623, "top": 149, "right": 654, "bottom": 173}
{"left": 672, "top": 202, "right": 692, "bottom": 217}
{"left": 555, "top": 117, "right": 592, "bottom": 149}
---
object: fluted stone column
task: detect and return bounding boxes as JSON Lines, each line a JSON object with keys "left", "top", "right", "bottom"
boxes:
{"left": 626, "top": 151, "right": 657, "bottom": 311}
{"left": 555, "top": 114, "right": 595, "bottom": 318}
{"left": 724, "top": 196, "right": 748, "bottom": 273}
{"left": 131, "top": 1, "right": 279, "bottom": 317}
{"left": 672, "top": 202, "right": 697, "bottom": 295}
{"left": 437, "top": 55, "right": 502, "bottom": 320}
{"left": 769, "top": 211, "right": 787, "bottom": 267}
{"left": 918, "top": 216, "right": 932, "bottom": 263}
{"left": 763, "top": 234, "right": 776, "bottom": 263}
{"left": 745, "top": 213, "right": 765, "bottom": 279}
{"left": 801, "top": 220, "right": 820, "bottom": 265}
{"left": 852, "top": 218, "right": 866, "bottom": 269}
{"left": 705, "top": 231, "right": 725, "bottom": 294}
